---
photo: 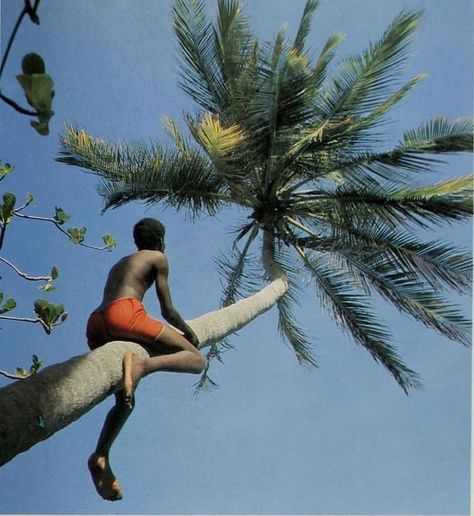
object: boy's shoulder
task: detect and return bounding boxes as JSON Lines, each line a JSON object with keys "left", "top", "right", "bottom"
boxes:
{"left": 134, "top": 249, "right": 168, "bottom": 266}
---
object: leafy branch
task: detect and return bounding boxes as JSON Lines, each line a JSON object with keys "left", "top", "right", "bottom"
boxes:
{"left": 0, "top": 164, "right": 116, "bottom": 380}
{"left": 0, "top": 1, "right": 55, "bottom": 135}
{"left": 0, "top": 354, "right": 42, "bottom": 380}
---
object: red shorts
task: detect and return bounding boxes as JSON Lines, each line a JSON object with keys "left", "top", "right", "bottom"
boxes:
{"left": 86, "top": 297, "right": 165, "bottom": 350}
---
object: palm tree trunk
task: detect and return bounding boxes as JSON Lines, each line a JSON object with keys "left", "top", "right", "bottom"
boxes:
{"left": 0, "top": 231, "right": 288, "bottom": 467}
{"left": 190, "top": 230, "right": 288, "bottom": 346}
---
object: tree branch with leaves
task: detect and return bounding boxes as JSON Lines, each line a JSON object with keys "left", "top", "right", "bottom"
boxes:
{"left": 0, "top": 1, "right": 55, "bottom": 135}
{"left": 0, "top": 163, "right": 116, "bottom": 379}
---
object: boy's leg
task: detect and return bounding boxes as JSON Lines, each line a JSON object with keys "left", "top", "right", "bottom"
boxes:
{"left": 88, "top": 391, "right": 134, "bottom": 501}
{"left": 122, "top": 326, "right": 206, "bottom": 405}
{"left": 146, "top": 325, "right": 206, "bottom": 373}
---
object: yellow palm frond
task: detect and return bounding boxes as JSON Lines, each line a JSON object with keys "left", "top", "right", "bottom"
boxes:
{"left": 189, "top": 112, "right": 246, "bottom": 166}
{"left": 161, "top": 116, "right": 188, "bottom": 152}
{"left": 396, "top": 175, "right": 473, "bottom": 199}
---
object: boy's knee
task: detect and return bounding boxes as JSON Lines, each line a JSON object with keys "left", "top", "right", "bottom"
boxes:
{"left": 191, "top": 353, "right": 206, "bottom": 374}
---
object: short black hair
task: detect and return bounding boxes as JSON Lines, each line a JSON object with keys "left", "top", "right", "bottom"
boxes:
{"left": 133, "top": 218, "right": 165, "bottom": 250}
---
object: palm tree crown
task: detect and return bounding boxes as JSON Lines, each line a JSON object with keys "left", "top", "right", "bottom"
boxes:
{"left": 57, "top": 0, "right": 473, "bottom": 393}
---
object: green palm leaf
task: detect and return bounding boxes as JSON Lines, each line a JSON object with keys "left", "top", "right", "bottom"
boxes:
{"left": 298, "top": 223, "right": 472, "bottom": 293}
{"left": 402, "top": 116, "right": 474, "bottom": 153}
{"left": 318, "top": 10, "right": 421, "bottom": 120}
{"left": 98, "top": 149, "right": 228, "bottom": 216}
{"left": 299, "top": 249, "right": 421, "bottom": 392}
{"left": 217, "top": 224, "right": 259, "bottom": 307}
{"left": 173, "top": 0, "right": 224, "bottom": 112}
{"left": 274, "top": 244, "right": 318, "bottom": 366}
{"left": 299, "top": 177, "right": 473, "bottom": 229}
{"left": 214, "top": 0, "right": 255, "bottom": 101}
{"left": 293, "top": 0, "right": 319, "bottom": 54}
{"left": 333, "top": 247, "right": 471, "bottom": 345}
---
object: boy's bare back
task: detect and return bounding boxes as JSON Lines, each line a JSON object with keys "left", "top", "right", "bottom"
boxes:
{"left": 97, "top": 250, "right": 168, "bottom": 309}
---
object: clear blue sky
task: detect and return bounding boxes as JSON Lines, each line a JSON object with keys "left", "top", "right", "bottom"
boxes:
{"left": 0, "top": 1, "right": 472, "bottom": 514}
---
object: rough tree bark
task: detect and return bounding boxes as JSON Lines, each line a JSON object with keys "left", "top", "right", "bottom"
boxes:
{"left": 0, "top": 232, "right": 288, "bottom": 466}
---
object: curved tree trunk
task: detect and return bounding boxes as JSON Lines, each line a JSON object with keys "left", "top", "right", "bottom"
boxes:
{"left": 0, "top": 232, "right": 287, "bottom": 467}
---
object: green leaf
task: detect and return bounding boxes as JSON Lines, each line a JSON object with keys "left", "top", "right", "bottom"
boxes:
{"left": 29, "top": 354, "right": 43, "bottom": 375}
{"left": 15, "top": 367, "right": 28, "bottom": 378}
{"left": 67, "top": 227, "right": 87, "bottom": 244}
{"left": 50, "top": 266, "right": 59, "bottom": 280}
{"left": 54, "top": 207, "right": 70, "bottom": 225}
{"left": 0, "top": 297, "right": 16, "bottom": 314}
{"left": 402, "top": 116, "right": 474, "bottom": 153}
{"left": 102, "top": 233, "right": 117, "bottom": 250}
{"left": 17, "top": 54, "right": 55, "bottom": 136}
{"left": 0, "top": 162, "right": 13, "bottom": 180}
{"left": 40, "top": 282, "right": 56, "bottom": 293}
{"left": 0, "top": 192, "right": 16, "bottom": 224}
{"left": 34, "top": 299, "right": 66, "bottom": 334}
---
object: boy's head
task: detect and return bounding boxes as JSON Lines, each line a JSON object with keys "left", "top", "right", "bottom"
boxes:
{"left": 133, "top": 218, "right": 165, "bottom": 251}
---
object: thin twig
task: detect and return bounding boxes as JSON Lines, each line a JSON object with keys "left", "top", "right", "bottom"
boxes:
{"left": 0, "top": 0, "right": 42, "bottom": 117}
{"left": 0, "top": 314, "right": 40, "bottom": 324}
{"left": 0, "top": 7, "right": 27, "bottom": 79}
{"left": 0, "top": 255, "right": 51, "bottom": 281}
{"left": 13, "top": 212, "right": 112, "bottom": 251}
{"left": 0, "top": 369, "right": 31, "bottom": 380}
{"left": 0, "top": 91, "right": 38, "bottom": 116}
{"left": 0, "top": 313, "right": 52, "bottom": 333}
{"left": 0, "top": 0, "right": 41, "bottom": 78}
{"left": 0, "top": 225, "right": 7, "bottom": 251}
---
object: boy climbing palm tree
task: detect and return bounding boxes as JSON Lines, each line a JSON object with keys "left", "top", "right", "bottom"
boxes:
{"left": 86, "top": 217, "right": 205, "bottom": 501}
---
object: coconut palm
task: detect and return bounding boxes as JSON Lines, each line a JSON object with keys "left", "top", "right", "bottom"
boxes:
{"left": 57, "top": 0, "right": 473, "bottom": 394}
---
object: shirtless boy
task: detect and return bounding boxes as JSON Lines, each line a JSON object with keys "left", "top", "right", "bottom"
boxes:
{"left": 86, "top": 218, "right": 205, "bottom": 501}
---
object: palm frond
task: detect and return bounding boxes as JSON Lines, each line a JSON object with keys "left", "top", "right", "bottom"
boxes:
{"left": 58, "top": 125, "right": 142, "bottom": 179}
{"left": 298, "top": 223, "right": 472, "bottom": 293}
{"left": 298, "top": 248, "right": 421, "bottom": 392}
{"left": 311, "top": 31, "right": 345, "bottom": 90}
{"left": 214, "top": 0, "right": 255, "bottom": 102}
{"left": 59, "top": 125, "right": 229, "bottom": 215}
{"left": 298, "top": 178, "right": 473, "bottom": 229}
{"left": 161, "top": 115, "right": 189, "bottom": 152}
{"left": 285, "top": 117, "right": 471, "bottom": 192}
{"left": 346, "top": 73, "right": 426, "bottom": 136}
{"left": 306, "top": 146, "right": 436, "bottom": 188}
{"left": 186, "top": 112, "right": 247, "bottom": 180}
{"left": 318, "top": 10, "right": 422, "bottom": 121}
{"left": 264, "top": 24, "right": 288, "bottom": 162}
{"left": 332, "top": 247, "right": 471, "bottom": 345}
{"left": 98, "top": 149, "right": 228, "bottom": 216}
{"left": 293, "top": 0, "right": 319, "bottom": 54}
{"left": 195, "top": 337, "right": 235, "bottom": 392}
{"left": 173, "top": 0, "right": 224, "bottom": 112}
{"left": 402, "top": 116, "right": 474, "bottom": 153}
{"left": 200, "top": 223, "right": 261, "bottom": 391}
{"left": 216, "top": 224, "right": 259, "bottom": 307}
{"left": 274, "top": 243, "right": 318, "bottom": 366}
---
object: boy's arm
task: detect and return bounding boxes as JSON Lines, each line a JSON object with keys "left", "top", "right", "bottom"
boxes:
{"left": 154, "top": 255, "right": 199, "bottom": 348}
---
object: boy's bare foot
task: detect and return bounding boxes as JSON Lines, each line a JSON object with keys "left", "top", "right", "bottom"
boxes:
{"left": 88, "top": 453, "right": 123, "bottom": 501}
{"left": 122, "top": 351, "right": 143, "bottom": 410}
